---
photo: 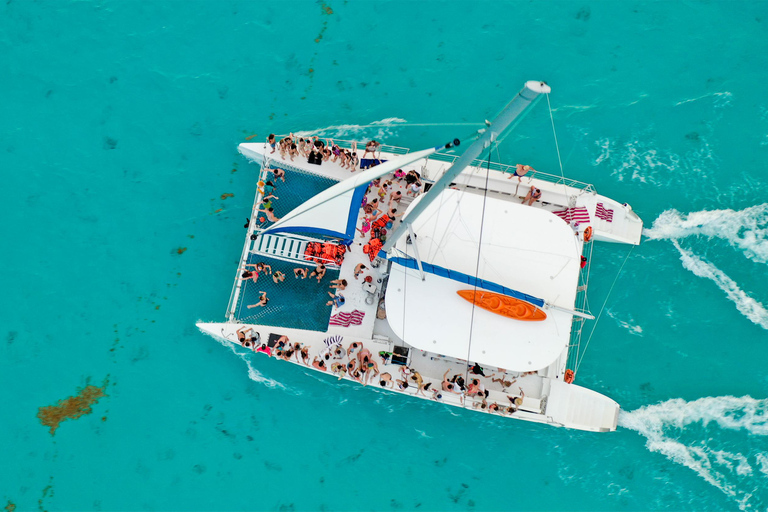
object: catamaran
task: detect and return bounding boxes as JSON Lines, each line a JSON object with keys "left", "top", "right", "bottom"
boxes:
{"left": 197, "top": 81, "right": 642, "bottom": 432}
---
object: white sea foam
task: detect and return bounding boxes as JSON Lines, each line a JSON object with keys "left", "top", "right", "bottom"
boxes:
{"left": 606, "top": 310, "right": 644, "bottom": 336}
{"left": 200, "top": 326, "right": 298, "bottom": 393}
{"left": 620, "top": 395, "right": 768, "bottom": 510}
{"left": 644, "top": 204, "right": 768, "bottom": 264}
{"left": 674, "top": 91, "right": 733, "bottom": 108}
{"left": 671, "top": 240, "right": 768, "bottom": 330}
{"left": 294, "top": 118, "right": 408, "bottom": 140}
{"left": 592, "top": 137, "right": 683, "bottom": 184}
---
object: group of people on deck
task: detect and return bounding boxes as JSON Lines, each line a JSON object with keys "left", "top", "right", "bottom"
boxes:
{"left": 267, "top": 133, "right": 361, "bottom": 170}
{"left": 236, "top": 327, "right": 532, "bottom": 416}
{"left": 254, "top": 167, "right": 285, "bottom": 224}
{"left": 357, "top": 169, "right": 422, "bottom": 245}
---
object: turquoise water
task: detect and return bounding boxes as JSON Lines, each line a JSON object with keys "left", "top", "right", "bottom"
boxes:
{"left": 2, "top": 1, "right": 768, "bottom": 510}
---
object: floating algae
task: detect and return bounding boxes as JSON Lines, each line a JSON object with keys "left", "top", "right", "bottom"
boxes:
{"left": 37, "top": 379, "right": 108, "bottom": 436}
{"left": 5, "top": 501, "right": 16, "bottom": 512}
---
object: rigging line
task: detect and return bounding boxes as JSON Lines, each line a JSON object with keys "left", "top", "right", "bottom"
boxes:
{"left": 574, "top": 244, "right": 635, "bottom": 375}
{"left": 546, "top": 94, "right": 566, "bottom": 183}
{"left": 463, "top": 143, "right": 494, "bottom": 402}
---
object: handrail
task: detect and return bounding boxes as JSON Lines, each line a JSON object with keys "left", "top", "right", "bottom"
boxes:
{"left": 427, "top": 151, "right": 596, "bottom": 193}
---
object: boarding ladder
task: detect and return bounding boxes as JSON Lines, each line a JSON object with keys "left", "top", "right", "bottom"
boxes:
{"left": 250, "top": 233, "right": 340, "bottom": 269}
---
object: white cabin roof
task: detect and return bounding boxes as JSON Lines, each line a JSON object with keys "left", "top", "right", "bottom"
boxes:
{"left": 385, "top": 189, "right": 582, "bottom": 371}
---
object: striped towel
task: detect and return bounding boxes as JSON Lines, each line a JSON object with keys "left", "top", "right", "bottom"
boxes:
{"left": 329, "top": 310, "right": 365, "bottom": 327}
{"left": 595, "top": 203, "right": 614, "bottom": 222}
{"left": 323, "top": 334, "right": 344, "bottom": 347}
{"left": 552, "top": 206, "right": 590, "bottom": 224}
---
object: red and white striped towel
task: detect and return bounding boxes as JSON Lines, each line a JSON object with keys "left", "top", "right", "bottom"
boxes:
{"left": 552, "top": 206, "right": 591, "bottom": 224}
{"left": 329, "top": 309, "right": 365, "bottom": 327}
{"left": 595, "top": 203, "right": 614, "bottom": 222}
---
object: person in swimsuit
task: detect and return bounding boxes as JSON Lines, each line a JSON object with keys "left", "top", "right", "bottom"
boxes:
{"left": 379, "top": 372, "right": 393, "bottom": 388}
{"left": 441, "top": 370, "right": 464, "bottom": 403}
{"left": 329, "top": 279, "right": 347, "bottom": 290}
{"left": 507, "top": 387, "right": 526, "bottom": 410}
{"left": 332, "top": 345, "right": 346, "bottom": 360}
{"left": 294, "top": 267, "right": 308, "bottom": 279}
{"left": 331, "top": 362, "right": 346, "bottom": 380}
{"left": 326, "top": 292, "right": 345, "bottom": 308}
{"left": 507, "top": 163, "right": 534, "bottom": 180}
{"left": 353, "top": 263, "right": 367, "bottom": 280}
{"left": 491, "top": 374, "right": 516, "bottom": 391}
{"left": 363, "top": 140, "right": 380, "bottom": 160}
{"left": 311, "top": 356, "right": 327, "bottom": 372}
{"left": 267, "top": 134, "right": 276, "bottom": 154}
{"left": 406, "top": 181, "right": 421, "bottom": 197}
{"left": 300, "top": 346, "right": 310, "bottom": 365}
{"left": 272, "top": 271, "right": 285, "bottom": 283}
{"left": 255, "top": 343, "right": 272, "bottom": 356}
{"left": 258, "top": 207, "right": 280, "bottom": 222}
{"left": 347, "top": 341, "right": 362, "bottom": 357}
{"left": 241, "top": 269, "right": 258, "bottom": 283}
{"left": 522, "top": 186, "right": 542, "bottom": 206}
{"left": 356, "top": 215, "right": 372, "bottom": 237}
{"left": 247, "top": 291, "right": 269, "bottom": 309}
{"left": 272, "top": 167, "right": 286, "bottom": 182}
{"left": 236, "top": 326, "right": 251, "bottom": 345}
{"left": 310, "top": 263, "right": 326, "bottom": 282}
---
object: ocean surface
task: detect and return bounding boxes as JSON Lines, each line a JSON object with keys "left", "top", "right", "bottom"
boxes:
{"left": 2, "top": 1, "right": 768, "bottom": 510}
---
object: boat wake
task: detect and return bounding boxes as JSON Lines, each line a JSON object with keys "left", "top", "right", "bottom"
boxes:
{"left": 293, "top": 118, "right": 484, "bottom": 141}
{"left": 645, "top": 204, "right": 768, "bottom": 264}
{"left": 293, "top": 118, "right": 408, "bottom": 140}
{"left": 198, "top": 326, "right": 300, "bottom": 394}
{"left": 619, "top": 395, "right": 768, "bottom": 510}
{"left": 644, "top": 205, "right": 768, "bottom": 330}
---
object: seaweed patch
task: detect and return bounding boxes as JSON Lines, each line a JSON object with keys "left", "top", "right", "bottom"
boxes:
{"left": 37, "top": 378, "right": 109, "bottom": 436}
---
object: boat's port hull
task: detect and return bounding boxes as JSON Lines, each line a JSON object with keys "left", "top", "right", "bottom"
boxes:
{"left": 197, "top": 321, "right": 619, "bottom": 432}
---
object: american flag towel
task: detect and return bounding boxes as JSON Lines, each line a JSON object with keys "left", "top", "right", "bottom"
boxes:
{"left": 552, "top": 206, "right": 590, "bottom": 224}
{"left": 328, "top": 310, "right": 365, "bottom": 328}
{"left": 595, "top": 203, "right": 614, "bottom": 222}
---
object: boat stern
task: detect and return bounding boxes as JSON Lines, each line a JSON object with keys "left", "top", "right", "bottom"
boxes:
{"left": 544, "top": 380, "right": 620, "bottom": 432}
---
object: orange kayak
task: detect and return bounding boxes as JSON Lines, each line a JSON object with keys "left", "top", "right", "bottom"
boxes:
{"left": 457, "top": 290, "right": 547, "bottom": 321}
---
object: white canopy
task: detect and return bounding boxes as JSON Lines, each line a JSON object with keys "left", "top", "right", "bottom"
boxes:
{"left": 385, "top": 189, "right": 582, "bottom": 371}
{"left": 262, "top": 146, "right": 440, "bottom": 240}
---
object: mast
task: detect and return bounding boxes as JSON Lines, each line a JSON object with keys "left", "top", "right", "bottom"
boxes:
{"left": 382, "top": 80, "right": 551, "bottom": 253}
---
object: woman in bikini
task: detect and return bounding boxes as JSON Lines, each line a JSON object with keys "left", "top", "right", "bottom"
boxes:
{"left": 294, "top": 267, "right": 308, "bottom": 279}
{"left": 522, "top": 186, "right": 542, "bottom": 206}
{"left": 247, "top": 291, "right": 269, "bottom": 309}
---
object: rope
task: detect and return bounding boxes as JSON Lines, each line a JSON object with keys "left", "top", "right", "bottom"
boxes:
{"left": 463, "top": 144, "right": 494, "bottom": 400}
{"left": 546, "top": 94, "right": 566, "bottom": 184}
{"left": 575, "top": 244, "right": 635, "bottom": 374}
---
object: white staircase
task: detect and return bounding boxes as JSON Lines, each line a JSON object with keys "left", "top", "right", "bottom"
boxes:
{"left": 250, "top": 233, "right": 340, "bottom": 268}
